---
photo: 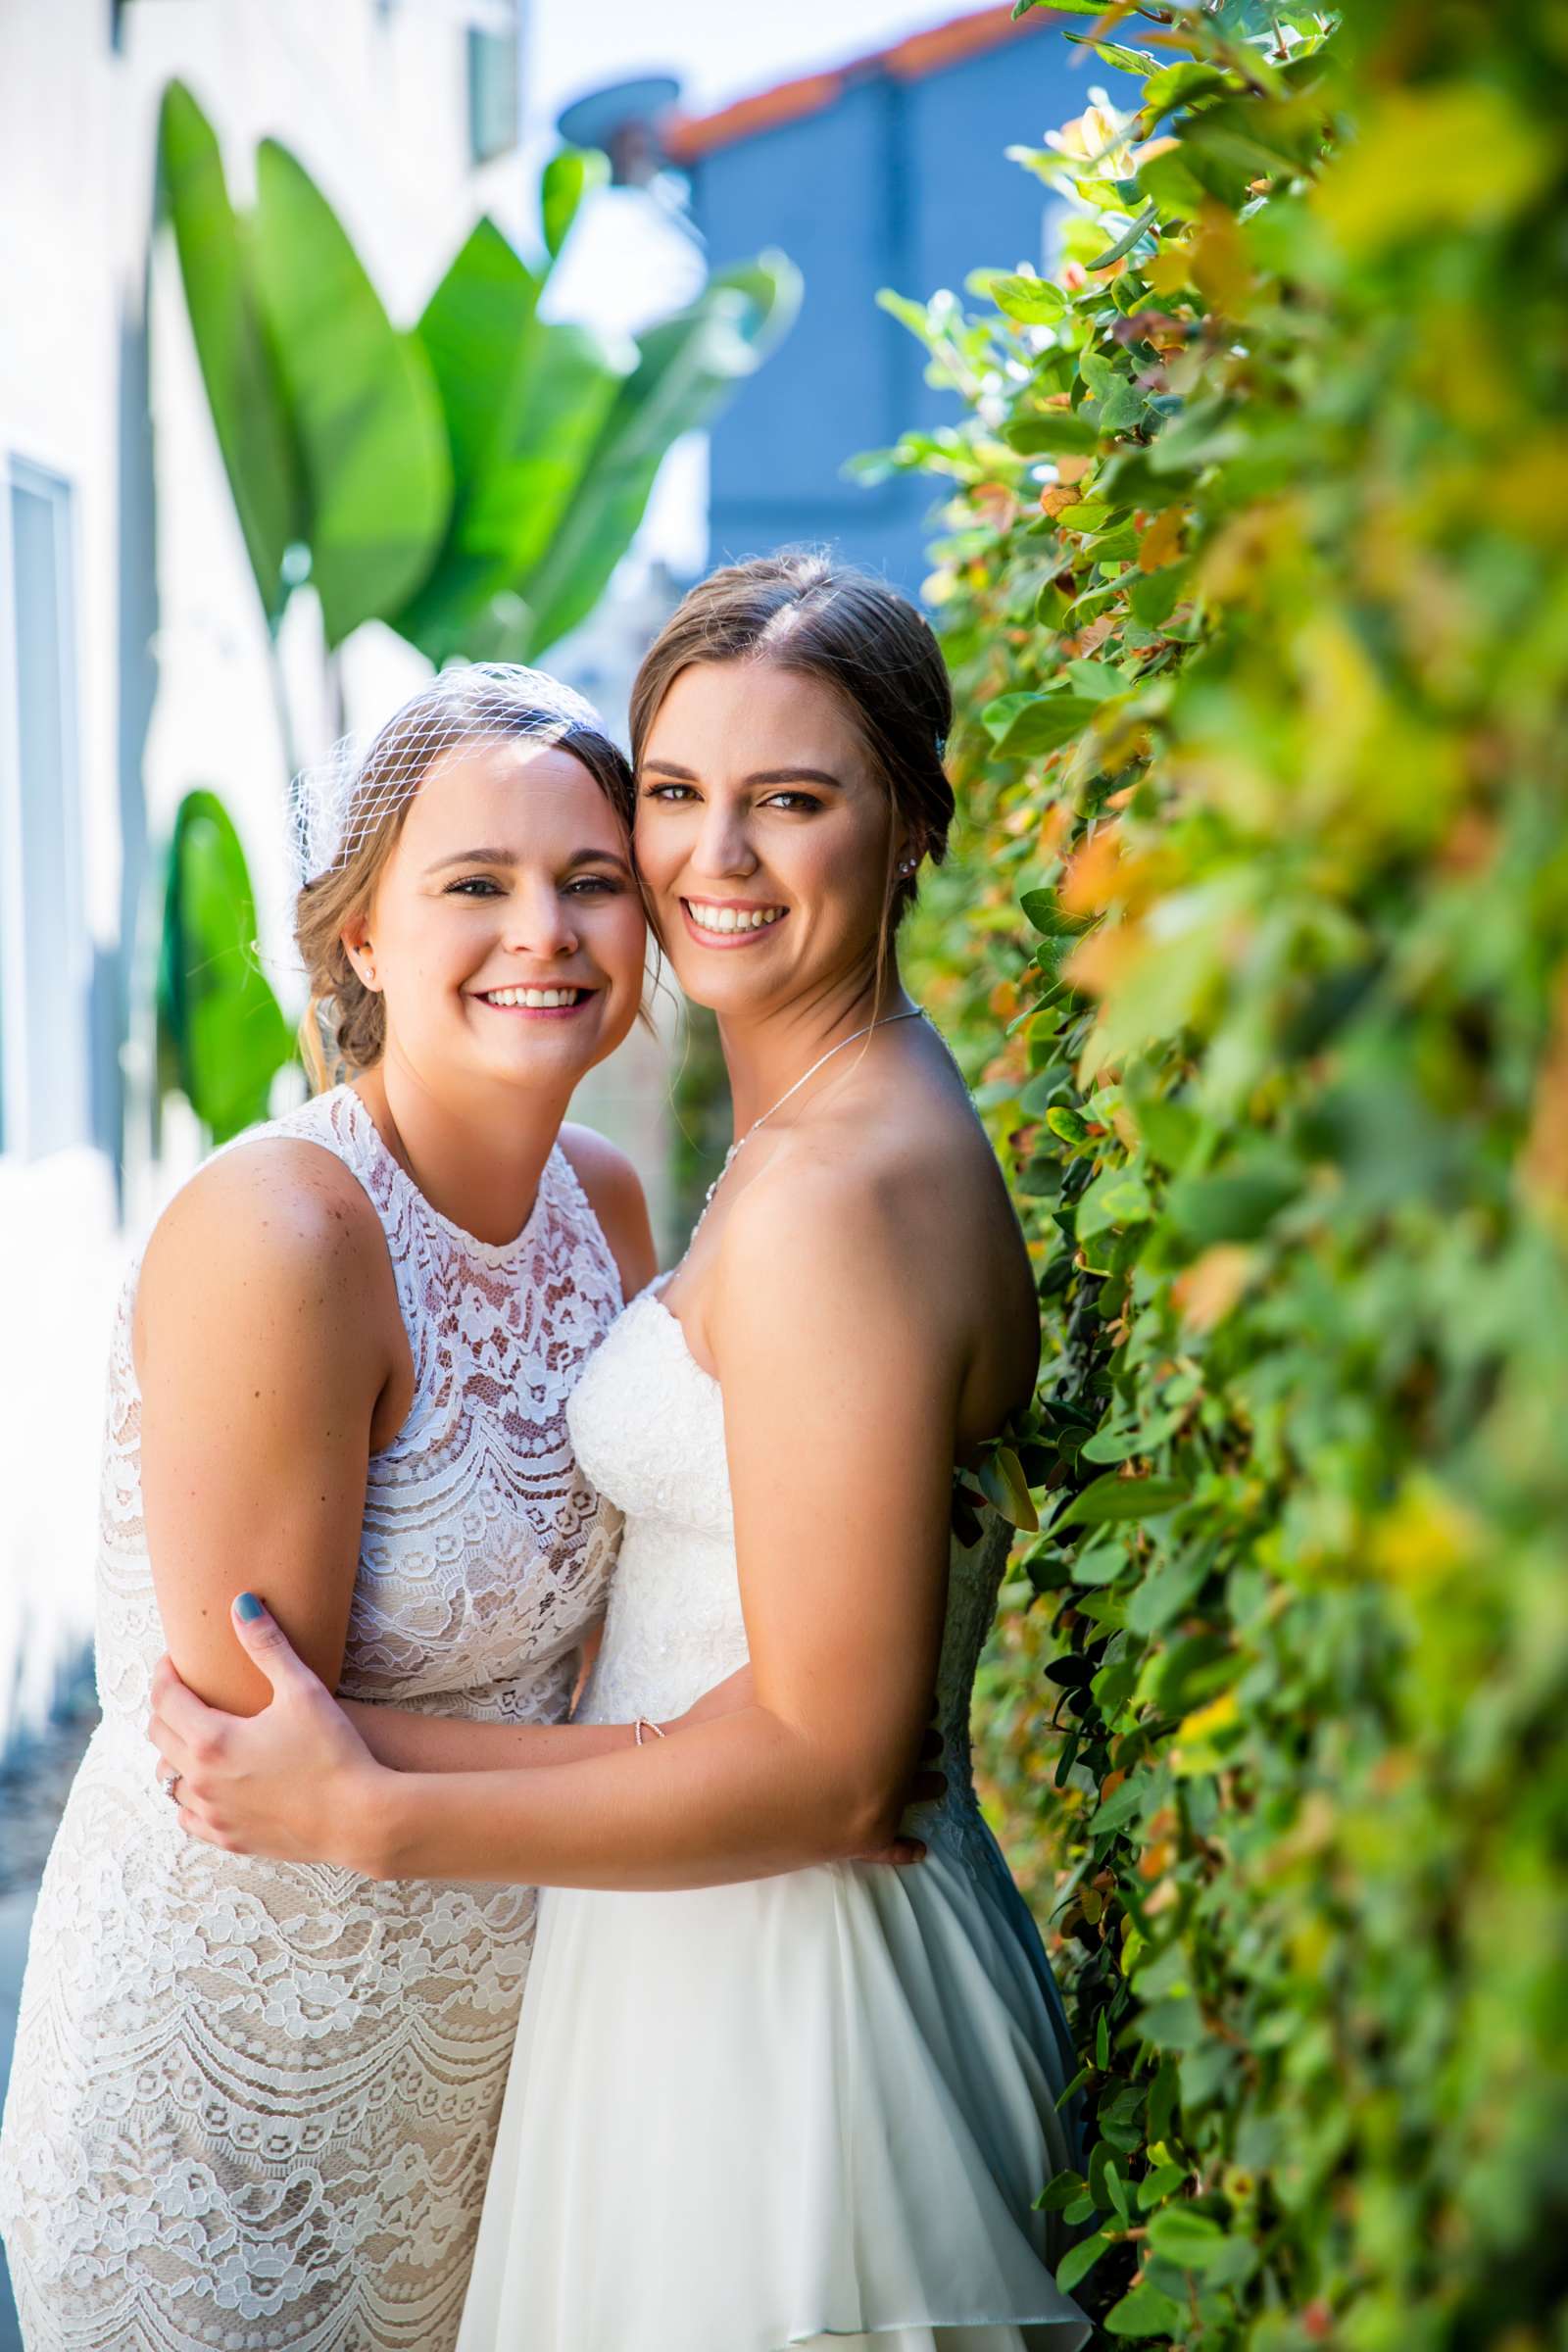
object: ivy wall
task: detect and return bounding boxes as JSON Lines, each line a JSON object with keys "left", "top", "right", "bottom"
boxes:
{"left": 878, "top": 3, "right": 1568, "bottom": 2341}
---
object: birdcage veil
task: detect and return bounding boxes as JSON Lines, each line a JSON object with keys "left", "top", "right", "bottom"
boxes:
{"left": 287, "top": 662, "right": 617, "bottom": 890}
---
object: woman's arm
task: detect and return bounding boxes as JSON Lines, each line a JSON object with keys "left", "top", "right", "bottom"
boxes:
{"left": 332, "top": 1666, "right": 757, "bottom": 1773}
{"left": 155, "top": 1162, "right": 956, "bottom": 1882}
{"left": 135, "top": 1141, "right": 399, "bottom": 1713}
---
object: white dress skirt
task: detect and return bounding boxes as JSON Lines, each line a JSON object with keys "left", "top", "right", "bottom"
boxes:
{"left": 458, "top": 1287, "right": 1090, "bottom": 2352}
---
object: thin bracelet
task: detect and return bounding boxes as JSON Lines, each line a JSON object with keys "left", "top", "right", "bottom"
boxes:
{"left": 633, "top": 1716, "right": 666, "bottom": 1747}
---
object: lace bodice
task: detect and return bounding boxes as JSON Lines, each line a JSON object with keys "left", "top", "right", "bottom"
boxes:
{"left": 0, "top": 1084, "right": 625, "bottom": 2351}
{"left": 94, "top": 1085, "right": 623, "bottom": 1738}
{"left": 568, "top": 1286, "right": 1011, "bottom": 1834}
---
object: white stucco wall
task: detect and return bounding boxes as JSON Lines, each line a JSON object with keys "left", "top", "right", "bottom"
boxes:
{"left": 0, "top": 0, "right": 664, "bottom": 1749}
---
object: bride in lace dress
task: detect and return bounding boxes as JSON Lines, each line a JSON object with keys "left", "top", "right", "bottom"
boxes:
{"left": 0, "top": 669, "right": 673, "bottom": 2352}
{"left": 146, "top": 561, "right": 1091, "bottom": 2352}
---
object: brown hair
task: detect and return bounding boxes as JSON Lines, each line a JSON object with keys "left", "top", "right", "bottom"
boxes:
{"left": 627, "top": 550, "right": 955, "bottom": 949}
{"left": 294, "top": 668, "right": 637, "bottom": 1093}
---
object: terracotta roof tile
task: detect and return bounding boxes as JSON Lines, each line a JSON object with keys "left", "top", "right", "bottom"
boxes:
{"left": 663, "top": 4, "right": 1063, "bottom": 165}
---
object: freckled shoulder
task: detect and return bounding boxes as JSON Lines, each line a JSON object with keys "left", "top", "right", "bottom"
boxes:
{"left": 135, "top": 1138, "right": 401, "bottom": 1377}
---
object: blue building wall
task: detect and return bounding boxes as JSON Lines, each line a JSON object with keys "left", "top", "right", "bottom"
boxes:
{"left": 688, "top": 27, "right": 1133, "bottom": 596}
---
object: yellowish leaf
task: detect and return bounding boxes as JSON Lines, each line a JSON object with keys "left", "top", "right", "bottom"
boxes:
{"left": 1316, "top": 84, "right": 1553, "bottom": 258}
{"left": 1171, "top": 1244, "right": 1255, "bottom": 1332}
{"left": 1175, "top": 1690, "right": 1240, "bottom": 1745}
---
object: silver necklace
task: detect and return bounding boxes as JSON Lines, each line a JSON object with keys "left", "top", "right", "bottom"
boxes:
{"left": 696, "top": 1008, "right": 927, "bottom": 1231}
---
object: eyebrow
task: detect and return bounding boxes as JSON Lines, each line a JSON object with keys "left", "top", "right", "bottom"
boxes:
{"left": 641, "top": 760, "right": 847, "bottom": 791}
{"left": 425, "top": 846, "right": 633, "bottom": 876}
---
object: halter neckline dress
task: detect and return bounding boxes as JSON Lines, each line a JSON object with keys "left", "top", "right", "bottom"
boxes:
{"left": 0, "top": 1083, "right": 625, "bottom": 2352}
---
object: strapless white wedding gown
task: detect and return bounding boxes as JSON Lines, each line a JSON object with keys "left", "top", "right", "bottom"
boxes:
{"left": 458, "top": 1284, "right": 1090, "bottom": 2352}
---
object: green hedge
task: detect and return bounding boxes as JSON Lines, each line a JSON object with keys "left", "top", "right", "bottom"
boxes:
{"left": 878, "top": 4, "right": 1568, "bottom": 2343}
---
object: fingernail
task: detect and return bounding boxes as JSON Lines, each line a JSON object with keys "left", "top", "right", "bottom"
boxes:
{"left": 234, "top": 1592, "right": 264, "bottom": 1622}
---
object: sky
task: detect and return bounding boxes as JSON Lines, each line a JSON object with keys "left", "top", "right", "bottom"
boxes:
{"left": 525, "top": 0, "right": 1003, "bottom": 133}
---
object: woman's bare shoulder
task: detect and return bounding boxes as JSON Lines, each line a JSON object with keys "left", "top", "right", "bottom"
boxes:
{"left": 715, "top": 1086, "right": 1036, "bottom": 1424}
{"left": 140, "top": 1135, "right": 390, "bottom": 1314}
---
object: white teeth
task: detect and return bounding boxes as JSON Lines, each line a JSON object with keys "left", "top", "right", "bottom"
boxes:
{"left": 483, "top": 987, "right": 584, "bottom": 1008}
{"left": 686, "top": 902, "right": 785, "bottom": 934}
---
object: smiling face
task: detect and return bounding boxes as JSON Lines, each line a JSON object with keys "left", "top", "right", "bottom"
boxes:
{"left": 341, "top": 735, "right": 646, "bottom": 1101}
{"left": 635, "top": 659, "right": 907, "bottom": 1020}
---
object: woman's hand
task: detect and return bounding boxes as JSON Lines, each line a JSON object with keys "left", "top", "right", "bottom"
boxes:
{"left": 148, "top": 1594, "right": 387, "bottom": 1872}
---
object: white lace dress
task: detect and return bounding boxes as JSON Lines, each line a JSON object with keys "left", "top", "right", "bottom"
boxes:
{"left": 0, "top": 1084, "right": 623, "bottom": 2352}
{"left": 457, "top": 1284, "right": 1091, "bottom": 2352}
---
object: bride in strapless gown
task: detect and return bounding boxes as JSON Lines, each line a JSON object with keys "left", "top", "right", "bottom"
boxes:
{"left": 457, "top": 1272, "right": 1089, "bottom": 2352}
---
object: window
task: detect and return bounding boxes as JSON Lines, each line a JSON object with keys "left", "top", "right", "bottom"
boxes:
{"left": 467, "top": 3, "right": 521, "bottom": 167}
{"left": 0, "top": 461, "right": 90, "bottom": 1158}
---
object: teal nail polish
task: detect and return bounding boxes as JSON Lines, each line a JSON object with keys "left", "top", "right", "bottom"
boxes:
{"left": 234, "top": 1592, "right": 263, "bottom": 1622}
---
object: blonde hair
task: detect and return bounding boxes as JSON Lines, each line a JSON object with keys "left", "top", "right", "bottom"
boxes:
{"left": 293, "top": 670, "right": 636, "bottom": 1093}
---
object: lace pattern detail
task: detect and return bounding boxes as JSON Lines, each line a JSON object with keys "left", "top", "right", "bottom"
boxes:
{"left": 0, "top": 1086, "right": 623, "bottom": 2351}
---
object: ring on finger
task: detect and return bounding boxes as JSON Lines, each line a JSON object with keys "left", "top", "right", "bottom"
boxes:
{"left": 160, "top": 1767, "right": 182, "bottom": 1804}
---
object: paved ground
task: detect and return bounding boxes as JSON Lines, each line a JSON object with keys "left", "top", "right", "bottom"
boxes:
{"left": 0, "top": 1698, "right": 95, "bottom": 2352}
{"left": 0, "top": 1886, "right": 36, "bottom": 2351}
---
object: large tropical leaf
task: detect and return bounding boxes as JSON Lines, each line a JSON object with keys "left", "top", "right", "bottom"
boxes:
{"left": 415, "top": 215, "right": 541, "bottom": 490}
{"left": 540, "top": 145, "right": 611, "bottom": 264}
{"left": 396, "top": 219, "right": 633, "bottom": 663}
{"left": 250, "top": 140, "right": 452, "bottom": 647}
{"left": 514, "top": 252, "right": 803, "bottom": 657}
{"left": 156, "top": 81, "right": 304, "bottom": 627}
{"left": 156, "top": 790, "right": 294, "bottom": 1144}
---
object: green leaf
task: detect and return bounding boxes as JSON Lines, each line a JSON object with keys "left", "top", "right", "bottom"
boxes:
{"left": 1130, "top": 1092, "right": 1200, "bottom": 1173}
{"left": 985, "top": 694, "right": 1102, "bottom": 760}
{"left": 977, "top": 1444, "right": 1040, "bottom": 1532}
{"left": 990, "top": 272, "right": 1069, "bottom": 325}
{"left": 1088, "top": 1777, "right": 1148, "bottom": 1838}
{"left": 1056, "top": 2230, "right": 1113, "bottom": 2294}
{"left": 156, "top": 790, "right": 294, "bottom": 1144}
{"left": 413, "top": 218, "right": 541, "bottom": 497}
{"left": 540, "top": 144, "right": 610, "bottom": 262}
{"left": 1089, "top": 2139, "right": 1125, "bottom": 2215}
{"left": 1138, "top": 146, "right": 1210, "bottom": 222}
{"left": 1004, "top": 410, "right": 1102, "bottom": 457}
{"left": 400, "top": 228, "right": 633, "bottom": 660}
{"left": 156, "top": 81, "right": 304, "bottom": 626}
{"left": 1139, "top": 1996, "right": 1206, "bottom": 2053}
{"left": 1138, "top": 2163, "right": 1191, "bottom": 2210}
{"left": 1019, "top": 890, "right": 1089, "bottom": 940}
{"left": 1079, "top": 1426, "right": 1141, "bottom": 1465}
{"left": 1075, "top": 1166, "right": 1153, "bottom": 1242}
{"left": 1165, "top": 1166, "right": 1298, "bottom": 1246}
{"left": 1127, "top": 1546, "right": 1210, "bottom": 1638}
{"left": 1147, "top": 2205, "right": 1230, "bottom": 2272}
{"left": 1102, "top": 2279, "right": 1188, "bottom": 2336}
{"left": 1036, "top": 2170, "right": 1089, "bottom": 2214}
{"left": 1059, "top": 1475, "right": 1186, "bottom": 1531}
{"left": 251, "top": 139, "right": 452, "bottom": 646}
{"left": 1045, "top": 1105, "right": 1094, "bottom": 1149}
{"left": 514, "top": 253, "right": 802, "bottom": 656}
{"left": 1085, "top": 202, "right": 1159, "bottom": 272}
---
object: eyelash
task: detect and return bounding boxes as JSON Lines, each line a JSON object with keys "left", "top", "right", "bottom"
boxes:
{"left": 640, "top": 784, "right": 823, "bottom": 814}
{"left": 444, "top": 876, "right": 620, "bottom": 899}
